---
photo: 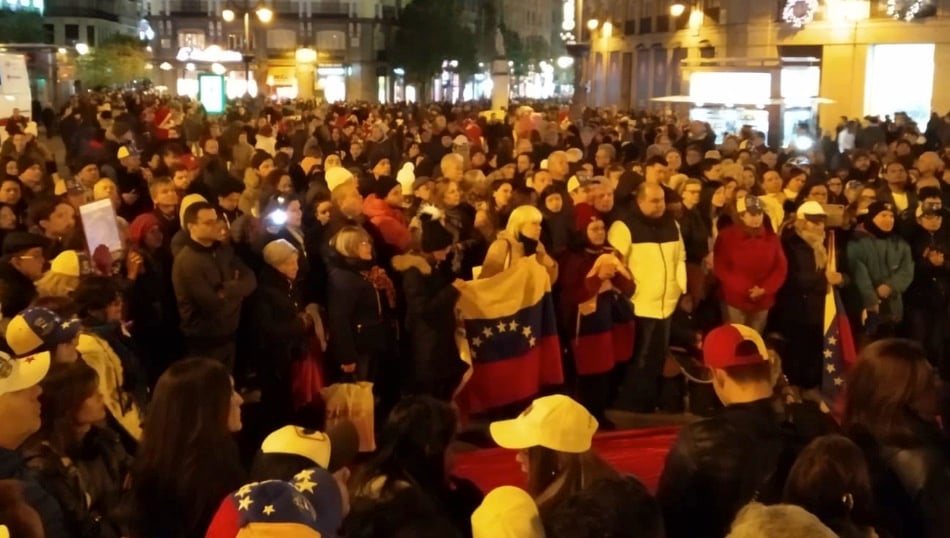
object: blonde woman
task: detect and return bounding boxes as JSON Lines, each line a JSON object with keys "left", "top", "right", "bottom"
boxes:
{"left": 35, "top": 249, "right": 83, "bottom": 298}
{"left": 479, "top": 205, "right": 557, "bottom": 282}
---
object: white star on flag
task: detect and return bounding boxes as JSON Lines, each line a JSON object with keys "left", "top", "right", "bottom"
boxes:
{"left": 529, "top": 336, "right": 536, "bottom": 347}
{"left": 826, "top": 364, "right": 836, "bottom": 374}
{"left": 522, "top": 326, "right": 532, "bottom": 338}
{"left": 834, "top": 377, "right": 844, "bottom": 386}
{"left": 236, "top": 484, "right": 253, "bottom": 497}
{"left": 61, "top": 321, "right": 73, "bottom": 330}
{"left": 471, "top": 336, "right": 482, "bottom": 347}
{"left": 482, "top": 327, "right": 493, "bottom": 338}
{"left": 509, "top": 320, "right": 519, "bottom": 331}
{"left": 238, "top": 496, "right": 254, "bottom": 511}
{"left": 828, "top": 336, "right": 837, "bottom": 345}
{"left": 823, "top": 349, "right": 833, "bottom": 359}
{"left": 262, "top": 505, "right": 275, "bottom": 516}
{"left": 496, "top": 321, "right": 507, "bottom": 333}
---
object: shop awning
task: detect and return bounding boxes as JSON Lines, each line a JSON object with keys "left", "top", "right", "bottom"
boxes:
{"left": 651, "top": 95, "right": 835, "bottom": 106}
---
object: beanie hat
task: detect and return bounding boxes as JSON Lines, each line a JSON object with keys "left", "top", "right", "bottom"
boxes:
{"left": 863, "top": 201, "right": 894, "bottom": 223}
{"left": 49, "top": 250, "right": 81, "bottom": 277}
{"left": 262, "top": 239, "right": 298, "bottom": 268}
{"left": 325, "top": 167, "right": 354, "bottom": 193}
{"left": 372, "top": 176, "right": 400, "bottom": 200}
{"left": 396, "top": 162, "right": 415, "bottom": 195}
{"left": 129, "top": 213, "right": 162, "bottom": 247}
{"left": 573, "top": 202, "right": 602, "bottom": 233}
{"left": 419, "top": 205, "right": 454, "bottom": 253}
{"left": 179, "top": 193, "right": 208, "bottom": 227}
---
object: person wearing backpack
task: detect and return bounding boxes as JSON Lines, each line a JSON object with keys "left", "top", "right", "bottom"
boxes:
{"left": 655, "top": 323, "right": 838, "bottom": 538}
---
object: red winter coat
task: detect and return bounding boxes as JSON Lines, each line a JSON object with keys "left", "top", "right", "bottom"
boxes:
{"left": 713, "top": 224, "right": 788, "bottom": 312}
{"left": 362, "top": 194, "right": 412, "bottom": 254}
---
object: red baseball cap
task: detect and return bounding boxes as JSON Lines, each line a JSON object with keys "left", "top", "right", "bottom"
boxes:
{"left": 703, "top": 324, "right": 768, "bottom": 369}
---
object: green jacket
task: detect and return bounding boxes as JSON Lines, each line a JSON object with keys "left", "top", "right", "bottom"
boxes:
{"left": 846, "top": 230, "right": 914, "bottom": 322}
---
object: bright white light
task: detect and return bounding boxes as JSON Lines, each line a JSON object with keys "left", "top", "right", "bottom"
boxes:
{"left": 393, "top": 67, "right": 405, "bottom": 76}
{"left": 449, "top": 60, "right": 458, "bottom": 68}
{"left": 556, "top": 56, "right": 574, "bottom": 69}
{"left": 211, "top": 62, "right": 226, "bottom": 75}
{"left": 159, "top": 61, "right": 173, "bottom": 71}
{"left": 794, "top": 135, "right": 814, "bottom": 150}
{"left": 185, "top": 62, "right": 196, "bottom": 72}
{"left": 144, "top": 63, "right": 153, "bottom": 70}
{"left": 586, "top": 18, "right": 599, "bottom": 30}
{"left": 222, "top": 8, "right": 235, "bottom": 22}
{"left": 670, "top": 2, "right": 686, "bottom": 17}
{"left": 295, "top": 47, "right": 317, "bottom": 63}
{"left": 256, "top": 6, "right": 273, "bottom": 23}
{"left": 145, "top": 46, "right": 152, "bottom": 53}
{"left": 602, "top": 21, "right": 613, "bottom": 37}
{"left": 75, "top": 43, "right": 89, "bottom": 55}
{"left": 57, "top": 47, "right": 66, "bottom": 54}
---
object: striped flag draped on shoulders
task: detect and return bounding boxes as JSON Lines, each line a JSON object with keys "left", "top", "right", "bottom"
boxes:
{"left": 453, "top": 257, "right": 563, "bottom": 414}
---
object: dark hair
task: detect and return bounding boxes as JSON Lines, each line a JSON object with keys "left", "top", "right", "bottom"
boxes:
{"left": 27, "top": 195, "right": 67, "bottom": 229}
{"left": 182, "top": 201, "right": 216, "bottom": 226}
{"left": 701, "top": 158, "right": 721, "bottom": 172}
{"left": 344, "top": 488, "right": 461, "bottom": 538}
{"left": 544, "top": 475, "right": 664, "bottom": 538}
{"left": 722, "top": 360, "right": 773, "bottom": 384}
{"left": 783, "top": 434, "right": 874, "bottom": 533}
{"left": 161, "top": 143, "right": 184, "bottom": 158}
{"left": 130, "top": 358, "right": 244, "bottom": 538}
{"left": 72, "top": 275, "right": 121, "bottom": 318}
{"left": 524, "top": 445, "right": 619, "bottom": 517}
{"left": 350, "top": 396, "right": 456, "bottom": 501}
{"left": 251, "top": 150, "right": 273, "bottom": 171}
{"left": 215, "top": 178, "right": 246, "bottom": 198}
{"left": 34, "top": 360, "right": 100, "bottom": 454}
{"left": 843, "top": 339, "right": 938, "bottom": 446}
{"left": 646, "top": 155, "right": 669, "bottom": 168}
{"left": 31, "top": 295, "right": 79, "bottom": 318}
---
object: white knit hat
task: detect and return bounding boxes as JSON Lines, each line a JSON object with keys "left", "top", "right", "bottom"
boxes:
{"left": 396, "top": 162, "right": 416, "bottom": 195}
{"left": 325, "top": 167, "right": 355, "bottom": 193}
{"left": 262, "top": 239, "right": 297, "bottom": 268}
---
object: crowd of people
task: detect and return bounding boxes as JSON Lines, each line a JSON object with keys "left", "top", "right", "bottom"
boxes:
{"left": 0, "top": 91, "right": 949, "bottom": 537}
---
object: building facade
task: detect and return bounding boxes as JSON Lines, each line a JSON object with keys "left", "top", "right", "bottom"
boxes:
{"left": 585, "top": 0, "right": 950, "bottom": 137}
{"left": 43, "top": 0, "right": 144, "bottom": 47}
{"left": 148, "top": 0, "right": 400, "bottom": 102}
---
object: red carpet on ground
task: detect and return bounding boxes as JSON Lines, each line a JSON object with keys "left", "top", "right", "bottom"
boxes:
{"left": 453, "top": 426, "right": 680, "bottom": 493}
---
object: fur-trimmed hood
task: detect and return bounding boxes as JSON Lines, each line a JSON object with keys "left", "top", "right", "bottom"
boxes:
{"left": 391, "top": 253, "right": 432, "bottom": 275}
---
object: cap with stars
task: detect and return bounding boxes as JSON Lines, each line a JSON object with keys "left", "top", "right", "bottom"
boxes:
{"left": 205, "top": 467, "right": 344, "bottom": 538}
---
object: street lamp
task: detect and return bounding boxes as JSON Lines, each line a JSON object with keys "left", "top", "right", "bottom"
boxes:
{"left": 75, "top": 43, "right": 90, "bottom": 55}
{"left": 671, "top": 2, "right": 687, "bottom": 17}
{"left": 586, "top": 18, "right": 600, "bottom": 31}
{"left": 221, "top": 1, "right": 274, "bottom": 97}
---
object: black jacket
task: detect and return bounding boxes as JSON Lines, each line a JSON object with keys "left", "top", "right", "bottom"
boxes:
{"left": 21, "top": 428, "right": 131, "bottom": 538}
{"left": 850, "top": 418, "right": 950, "bottom": 538}
{"left": 0, "top": 446, "right": 71, "bottom": 538}
{"left": 774, "top": 232, "right": 831, "bottom": 326}
{"left": 247, "top": 265, "right": 308, "bottom": 378}
{"left": 392, "top": 253, "right": 463, "bottom": 400}
{"left": 171, "top": 237, "right": 257, "bottom": 340}
{"left": 904, "top": 224, "right": 950, "bottom": 311}
{"left": 677, "top": 206, "right": 710, "bottom": 264}
{"left": 326, "top": 253, "right": 396, "bottom": 374}
{"left": 0, "top": 259, "right": 36, "bottom": 320}
{"left": 656, "top": 397, "right": 837, "bottom": 538}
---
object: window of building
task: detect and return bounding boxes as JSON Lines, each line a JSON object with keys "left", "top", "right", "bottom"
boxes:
{"left": 65, "top": 24, "right": 79, "bottom": 42}
{"left": 86, "top": 26, "right": 96, "bottom": 46}
{"left": 178, "top": 31, "right": 205, "bottom": 49}
{"left": 656, "top": 14, "right": 670, "bottom": 32}
{"left": 316, "top": 30, "right": 346, "bottom": 51}
{"left": 703, "top": 0, "right": 721, "bottom": 23}
{"left": 42, "top": 24, "right": 53, "bottom": 44}
{"left": 227, "top": 33, "right": 240, "bottom": 50}
{"left": 639, "top": 16, "right": 652, "bottom": 34}
{"left": 624, "top": 19, "right": 636, "bottom": 35}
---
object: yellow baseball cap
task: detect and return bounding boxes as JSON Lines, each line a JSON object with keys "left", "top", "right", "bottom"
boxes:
{"left": 489, "top": 395, "right": 598, "bottom": 453}
{"left": 471, "top": 486, "right": 545, "bottom": 538}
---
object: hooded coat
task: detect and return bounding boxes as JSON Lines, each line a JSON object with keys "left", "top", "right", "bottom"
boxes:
{"left": 713, "top": 223, "right": 788, "bottom": 312}
{"left": 363, "top": 194, "right": 412, "bottom": 254}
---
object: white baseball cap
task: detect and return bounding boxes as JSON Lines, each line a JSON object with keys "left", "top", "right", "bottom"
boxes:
{"left": 796, "top": 201, "right": 827, "bottom": 221}
{"left": 490, "top": 394, "right": 598, "bottom": 453}
{"left": 0, "top": 350, "right": 50, "bottom": 397}
{"left": 471, "top": 486, "right": 545, "bottom": 538}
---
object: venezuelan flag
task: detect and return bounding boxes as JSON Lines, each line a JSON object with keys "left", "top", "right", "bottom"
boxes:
{"left": 822, "top": 231, "right": 858, "bottom": 417}
{"left": 455, "top": 258, "right": 563, "bottom": 413}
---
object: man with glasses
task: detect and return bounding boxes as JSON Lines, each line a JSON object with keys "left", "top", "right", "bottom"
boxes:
{"left": 173, "top": 201, "right": 257, "bottom": 371}
{"left": 677, "top": 179, "right": 709, "bottom": 306}
{"left": 0, "top": 232, "right": 48, "bottom": 321}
